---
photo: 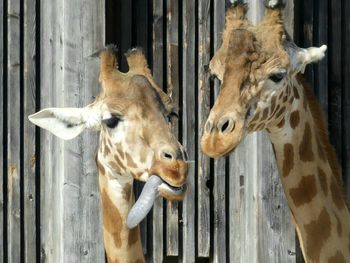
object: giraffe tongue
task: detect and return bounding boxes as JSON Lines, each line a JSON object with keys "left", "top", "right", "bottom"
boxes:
{"left": 126, "top": 175, "right": 163, "bottom": 229}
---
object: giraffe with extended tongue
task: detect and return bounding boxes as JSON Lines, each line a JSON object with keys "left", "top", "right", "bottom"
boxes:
{"left": 201, "top": 1, "right": 350, "bottom": 262}
{"left": 29, "top": 46, "right": 188, "bottom": 263}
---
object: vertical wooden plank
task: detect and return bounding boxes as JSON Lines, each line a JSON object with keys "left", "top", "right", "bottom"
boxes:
{"left": 197, "top": 0, "right": 211, "bottom": 258}
{"left": 328, "top": 0, "right": 342, "bottom": 165}
{"left": 60, "top": 0, "right": 105, "bottom": 261}
{"left": 119, "top": 0, "right": 132, "bottom": 71}
{"left": 23, "top": 0, "right": 37, "bottom": 261}
{"left": 302, "top": 0, "right": 314, "bottom": 86}
{"left": 79, "top": 0, "right": 105, "bottom": 261}
{"left": 212, "top": 1, "right": 226, "bottom": 263}
{"left": 314, "top": 0, "right": 328, "bottom": 117}
{"left": 7, "top": 0, "right": 21, "bottom": 261}
{"left": 343, "top": 0, "right": 350, "bottom": 200}
{"left": 182, "top": 0, "right": 196, "bottom": 262}
{"left": 166, "top": 0, "right": 180, "bottom": 256}
{"left": 151, "top": 0, "right": 164, "bottom": 261}
{"left": 40, "top": 0, "right": 64, "bottom": 261}
{"left": 0, "top": 0, "right": 4, "bottom": 260}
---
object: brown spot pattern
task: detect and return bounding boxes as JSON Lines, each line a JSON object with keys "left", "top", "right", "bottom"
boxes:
{"left": 132, "top": 260, "right": 144, "bottom": 263}
{"left": 289, "top": 175, "right": 317, "bottom": 206}
{"left": 96, "top": 159, "right": 106, "bottom": 175}
{"left": 122, "top": 183, "right": 132, "bottom": 201}
{"left": 282, "top": 144, "right": 294, "bottom": 177}
{"left": 108, "top": 161, "right": 123, "bottom": 174}
{"left": 270, "top": 95, "right": 277, "bottom": 113}
{"left": 104, "top": 144, "right": 111, "bottom": 158}
{"left": 317, "top": 167, "right": 328, "bottom": 196}
{"left": 292, "top": 86, "right": 300, "bottom": 99}
{"left": 316, "top": 136, "right": 326, "bottom": 161}
{"left": 114, "top": 154, "right": 126, "bottom": 171}
{"left": 101, "top": 190, "right": 123, "bottom": 248}
{"left": 328, "top": 251, "right": 345, "bottom": 263}
{"left": 334, "top": 213, "right": 342, "bottom": 236}
{"left": 305, "top": 208, "right": 331, "bottom": 262}
{"left": 275, "top": 106, "right": 286, "bottom": 120}
{"left": 330, "top": 177, "right": 345, "bottom": 210}
{"left": 116, "top": 147, "right": 125, "bottom": 160}
{"left": 128, "top": 226, "right": 139, "bottom": 247}
{"left": 290, "top": 111, "right": 300, "bottom": 129}
{"left": 299, "top": 123, "right": 315, "bottom": 162}
{"left": 277, "top": 117, "right": 285, "bottom": 128}
{"left": 125, "top": 153, "right": 138, "bottom": 168}
{"left": 260, "top": 108, "right": 269, "bottom": 121}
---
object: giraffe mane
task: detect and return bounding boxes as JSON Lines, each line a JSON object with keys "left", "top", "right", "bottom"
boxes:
{"left": 298, "top": 74, "right": 345, "bottom": 191}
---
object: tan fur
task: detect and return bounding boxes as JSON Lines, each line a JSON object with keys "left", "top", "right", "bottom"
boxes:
{"left": 95, "top": 48, "right": 188, "bottom": 263}
{"left": 201, "top": 3, "right": 350, "bottom": 262}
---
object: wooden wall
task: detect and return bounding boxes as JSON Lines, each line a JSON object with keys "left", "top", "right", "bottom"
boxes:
{"left": 1, "top": 0, "right": 349, "bottom": 262}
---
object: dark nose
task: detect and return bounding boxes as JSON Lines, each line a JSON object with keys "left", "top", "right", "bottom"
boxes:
{"left": 205, "top": 117, "right": 235, "bottom": 134}
{"left": 217, "top": 117, "right": 235, "bottom": 134}
{"left": 161, "top": 150, "right": 176, "bottom": 161}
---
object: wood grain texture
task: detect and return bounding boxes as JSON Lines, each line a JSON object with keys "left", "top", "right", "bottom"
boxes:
{"left": 181, "top": 0, "right": 196, "bottom": 262}
{"left": 343, "top": 0, "right": 350, "bottom": 201}
{"left": 0, "top": 0, "right": 4, "bottom": 261}
{"left": 314, "top": 0, "right": 328, "bottom": 118}
{"left": 23, "top": 0, "right": 37, "bottom": 261}
{"left": 328, "top": 0, "right": 343, "bottom": 167}
{"left": 197, "top": 0, "right": 211, "bottom": 257}
{"left": 212, "top": 1, "right": 226, "bottom": 263}
{"left": 151, "top": 0, "right": 164, "bottom": 261}
{"left": 40, "top": 0, "right": 64, "bottom": 261}
{"left": 7, "top": 0, "right": 21, "bottom": 261}
{"left": 166, "top": 0, "right": 179, "bottom": 256}
{"left": 60, "top": 0, "right": 105, "bottom": 261}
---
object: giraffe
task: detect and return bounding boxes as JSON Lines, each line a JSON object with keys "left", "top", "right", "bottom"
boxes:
{"left": 201, "top": 1, "right": 350, "bottom": 262}
{"left": 29, "top": 46, "right": 188, "bottom": 263}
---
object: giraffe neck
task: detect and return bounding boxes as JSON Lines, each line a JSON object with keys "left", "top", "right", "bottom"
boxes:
{"left": 268, "top": 75, "right": 350, "bottom": 263}
{"left": 96, "top": 155, "right": 146, "bottom": 263}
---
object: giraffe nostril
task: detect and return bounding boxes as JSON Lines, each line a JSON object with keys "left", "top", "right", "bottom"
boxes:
{"left": 161, "top": 151, "right": 175, "bottom": 161}
{"left": 218, "top": 117, "right": 235, "bottom": 134}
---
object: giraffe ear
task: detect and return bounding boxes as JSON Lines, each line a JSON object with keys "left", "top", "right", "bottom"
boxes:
{"left": 28, "top": 106, "right": 101, "bottom": 140}
{"left": 285, "top": 41, "right": 327, "bottom": 73}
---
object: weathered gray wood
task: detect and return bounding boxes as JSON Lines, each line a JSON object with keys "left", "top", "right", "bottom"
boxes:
{"left": 343, "top": 0, "right": 350, "bottom": 201}
{"left": 151, "top": 0, "right": 164, "bottom": 261}
{"left": 40, "top": 1, "right": 105, "bottom": 262}
{"left": 328, "top": 0, "right": 343, "bottom": 167}
{"left": 302, "top": 0, "right": 315, "bottom": 87}
{"left": 181, "top": 0, "right": 196, "bottom": 262}
{"left": 0, "top": 0, "right": 4, "bottom": 261}
{"left": 315, "top": 0, "right": 328, "bottom": 118}
{"left": 197, "top": 0, "right": 211, "bottom": 258}
{"left": 60, "top": 0, "right": 105, "bottom": 262}
{"left": 7, "top": 0, "right": 21, "bottom": 262}
{"left": 212, "top": 1, "right": 226, "bottom": 263}
{"left": 40, "top": 0, "right": 64, "bottom": 261}
{"left": 166, "top": 0, "right": 179, "bottom": 256}
{"left": 23, "top": 0, "right": 37, "bottom": 261}
{"left": 78, "top": 0, "right": 105, "bottom": 261}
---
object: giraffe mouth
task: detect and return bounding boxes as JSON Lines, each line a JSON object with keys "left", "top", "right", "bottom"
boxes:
{"left": 126, "top": 175, "right": 187, "bottom": 229}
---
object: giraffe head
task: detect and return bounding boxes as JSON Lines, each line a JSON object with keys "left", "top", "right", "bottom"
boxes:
{"left": 201, "top": 1, "right": 327, "bottom": 158}
{"left": 29, "top": 46, "right": 188, "bottom": 225}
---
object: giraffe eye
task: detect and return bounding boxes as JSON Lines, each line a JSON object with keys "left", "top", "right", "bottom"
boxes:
{"left": 269, "top": 71, "right": 287, "bottom": 83}
{"left": 103, "top": 115, "right": 121, "bottom": 129}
